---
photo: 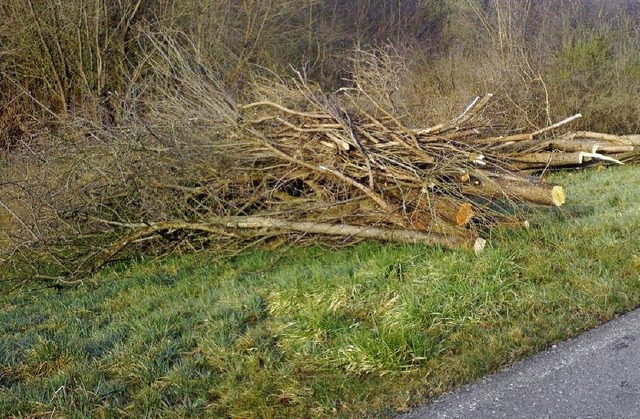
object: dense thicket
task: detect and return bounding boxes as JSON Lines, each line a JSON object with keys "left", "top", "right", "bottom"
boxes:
{"left": 2, "top": 0, "right": 640, "bottom": 142}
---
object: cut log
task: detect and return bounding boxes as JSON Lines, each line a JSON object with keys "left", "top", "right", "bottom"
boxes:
{"left": 409, "top": 201, "right": 475, "bottom": 230}
{"left": 93, "top": 217, "right": 485, "bottom": 270}
{"left": 552, "top": 185, "right": 566, "bottom": 206}
{"left": 547, "top": 139, "right": 635, "bottom": 154}
{"left": 462, "top": 176, "right": 565, "bottom": 207}
{"left": 512, "top": 151, "right": 624, "bottom": 167}
{"left": 433, "top": 201, "right": 475, "bottom": 226}
{"left": 455, "top": 203, "right": 475, "bottom": 226}
{"left": 219, "top": 216, "right": 478, "bottom": 248}
{"left": 574, "top": 131, "right": 640, "bottom": 145}
{"left": 150, "top": 216, "right": 481, "bottom": 250}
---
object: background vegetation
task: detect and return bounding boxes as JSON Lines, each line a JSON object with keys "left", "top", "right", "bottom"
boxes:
{"left": 2, "top": 0, "right": 640, "bottom": 139}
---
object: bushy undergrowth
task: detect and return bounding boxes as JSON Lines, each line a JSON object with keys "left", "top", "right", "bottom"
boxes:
{"left": 1, "top": 165, "right": 639, "bottom": 417}
{"left": 2, "top": 0, "right": 640, "bottom": 135}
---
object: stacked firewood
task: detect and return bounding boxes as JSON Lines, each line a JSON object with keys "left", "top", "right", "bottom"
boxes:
{"left": 199, "top": 92, "right": 518, "bottom": 251}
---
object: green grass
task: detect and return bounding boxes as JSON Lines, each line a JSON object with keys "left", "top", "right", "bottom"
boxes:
{"left": 1, "top": 165, "right": 640, "bottom": 417}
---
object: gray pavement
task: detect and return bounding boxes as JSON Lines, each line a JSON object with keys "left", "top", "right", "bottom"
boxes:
{"left": 401, "top": 308, "right": 640, "bottom": 419}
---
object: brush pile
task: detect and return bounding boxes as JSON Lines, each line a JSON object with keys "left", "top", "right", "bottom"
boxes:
{"left": 91, "top": 78, "right": 638, "bottom": 266}
{"left": 3, "top": 75, "right": 639, "bottom": 280}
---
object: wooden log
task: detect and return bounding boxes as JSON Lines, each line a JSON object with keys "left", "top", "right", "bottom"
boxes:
{"left": 462, "top": 176, "right": 565, "bottom": 207}
{"left": 433, "top": 201, "right": 475, "bottom": 226}
{"left": 409, "top": 201, "right": 474, "bottom": 230}
{"left": 512, "top": 151, "right": 623, "bottom": 167}
{"left": 547, "top": 139, "right": 635, "bottom": 154}
{"left": 455, "top": 203, "right": 475, "bottom": 226}
{"left": 573, "top": 131, "right": 640, "bottom": 145}
{"left": 215, "top": 216, "right": 483, "bottom": 250}
{"left": 93, "top": 217, "right": 486, "bottom": 269}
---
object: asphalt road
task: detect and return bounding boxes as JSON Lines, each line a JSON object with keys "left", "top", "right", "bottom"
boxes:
{"left": 401, "top": 308, "right": 640, "bottom": 419}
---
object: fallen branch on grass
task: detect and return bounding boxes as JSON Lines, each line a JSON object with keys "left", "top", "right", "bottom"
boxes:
{"left": 93, "top": 216, "right": 486, "bottom": 270}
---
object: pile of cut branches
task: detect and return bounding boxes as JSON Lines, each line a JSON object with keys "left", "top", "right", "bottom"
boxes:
{"left": 2, "top": 74, "right": 638, "bottom": 281}
{"left": 93, "top": 78, "right": 639, "bottom": 266}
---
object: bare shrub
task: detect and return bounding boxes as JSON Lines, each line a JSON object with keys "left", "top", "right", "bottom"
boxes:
{"left": 0, "top": 30, "right": 241, "bottom": 278}
{"left": 401, "top": 0, "right": 640, "bottom": 133}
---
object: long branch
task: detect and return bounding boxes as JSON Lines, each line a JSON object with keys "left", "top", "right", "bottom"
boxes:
{"left": 96, "top": 217, "right": 483, "bottom": 251}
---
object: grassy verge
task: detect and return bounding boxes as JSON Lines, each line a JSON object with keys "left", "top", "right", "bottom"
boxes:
{"left": 1, "top": 166, "right": 639, "bottom": 417}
